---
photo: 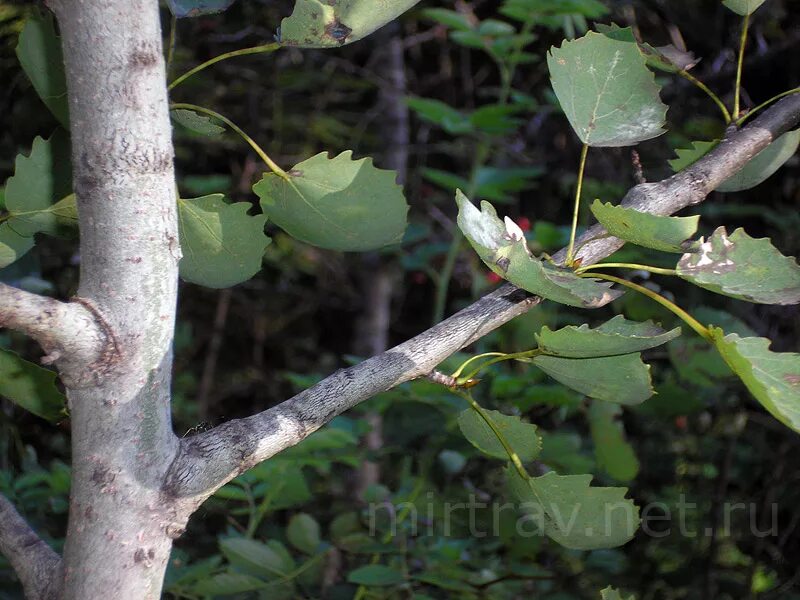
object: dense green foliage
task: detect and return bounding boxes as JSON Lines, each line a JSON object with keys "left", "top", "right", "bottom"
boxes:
{"left": 1, "top": 0, "right": 799, "bottom": 598}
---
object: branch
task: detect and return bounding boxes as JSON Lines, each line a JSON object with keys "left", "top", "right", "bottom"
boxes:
{"left": 0, "top": 493, "right": 61, "bottom": 600}
{"left": 0, "top": 283, "right": 107, "bottom": 385}
{"left": 164, "top": 92, "right": 800, "bottom": 503}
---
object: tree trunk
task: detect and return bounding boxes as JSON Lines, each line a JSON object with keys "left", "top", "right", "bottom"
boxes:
{"left": 50, "top": 1, "right": 181, "bottom": 597}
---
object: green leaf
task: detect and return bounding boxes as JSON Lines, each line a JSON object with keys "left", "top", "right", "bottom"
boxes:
{"left": 547, "top": 31, "right": 667, "bottom": 146}
{"left": 287, "top": 513, "right": 321, "bottom": 554}
{"left": 5, "top": 131, "right": 73, "bottom": 237}
{"left": 676, "top": 227, "right": 800, "bottom": 304}
{"left": 596, "top": 24, "right": 698, "bottom": 73}
{"left": 601, "top": 586, "right": 636, "bottom": 600}
{"left": 177, "top": 194, "right": 270, "bottom": 288}
{"left": 532, "top": 354, "right": 653, "bottom": 405}
{"left": 167, "top": 0, "right": 237, "bottom": 17}
{"left": 16, "top": 12, "right": 69, "bottom": 128}
{"left": 0, "top": 224, "right": 35, "bottom": 269}
{"left": 457, "top": 408, "right": 541, "bottom": 461}
{"left": 456, "top": 192, "right": 621, "bottom": 308}
{"left": 710, "top": 328, "right": 800, "bottom": 433}
{"left": 717, "top": 130, "right": 800, "bottom": 192}
{"left": 536, "top": 315, "right": 681, "bottom": 358}
{"left": 506, "top": 467, "right": 639, "bottom": 549}
{"left": 668, "top": 140, "right": 717, "bottom": 172}
{"left": 220, "top": 537, "right": 291, "bottom": 579}
{"left": 0, "top": 349, "right": 66, "bottom": 422}
{"left": 588, "top": 403, "right": 639, "bottom": 482}
{"left": 347, "top": 565, "right": 405, "bottom": 587}
{"left": 406, "top": 97, "right": 472, "bottom": 134}
{"left": 722, "top": 0, "right": 767, "bottom": 15}
{"left": 190, "top": 573, "right": 268, "bottom": 595}
{"left": 590, "top": 200, "right": 699, "bottom": 253}
{"left": 254, "top": 151, "right": 408, "bottom": 252}
{"left": 280, "top": 0, "right": 421, "bottom": 48}
{"left": 420, "top": 8, "right": 472, "bottom": 31}
{"left": 171, "top": 108, "right": 225, "bottom": 136}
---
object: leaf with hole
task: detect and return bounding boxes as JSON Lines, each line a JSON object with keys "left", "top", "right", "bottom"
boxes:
{"left": 532, "top": 353, "right": 653, "bottom": 405}
{"left": 254, "top": 151, "right": 408, "bottom": 252}
{"left": 506, "top": 466, "right": 639, "bottom": 549}
{"left": 590, "top": 200, "right": 699, "bottom": 253}
{"left": 280, "top": 0, "right": 422, "bottom": 48}
{"left": 677, "top": 227, "right": 800, "bottom": 304}
{"left": 547, "top": 31, "right": 667, "bottom": 146}
{"left": 177, "top": 194, "right": 270, "bottom": 288}
{"left": 287, "top": 513, "right": 321, "bottom": 554}
{"left": 710, "top": 328, "right": 800, "bottom": 433}
{"left": 347, "top": 565, "right": 405, "bottom": 587}
{"left": 457, "top": 408, "right": 541, "bottom": 461}
{"left": 535, "top": 315, "right": 681, "bottom": 358}
{"left": 588, "top": 402, "right": 639, "bottom": 481}
{"left": 171, "top": 109, "right": 225, "bottom": 136}
{"left": 166, "top": 0, "right": 237, "bottom": 17}
{"left": 456, "top": 192, "right": 621, "bottom": 308}
{"left": 722, "top": 0, "right": 768, "bottom": 15}
{"left": 0, "top": 349, "right": 66, "bottom": 422}
{"left": 16, "top": 12, "right": 69, "bottom": 128}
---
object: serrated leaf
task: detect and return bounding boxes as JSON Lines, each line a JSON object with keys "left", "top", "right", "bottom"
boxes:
{"left": 601, "top": 586, "right": 636, "bottom": 600}
{"left": 506, "top": 466, "right": 639, "bottom": 549}
{"left": 177, "top": 194, "right": 270, "bottom": 288}
{"left": 287, "top": 513, "right": 321, "bottom": 554}
{"left": 536, "top": 315, "right": 681, "bottom": 358}
{"left": 457, "top": 408, "right": 541, "bottom": 461}
{"left": 280, "top": 0, "right": 421, "bottom": 48}
{"left": 219, "top": 537, "right": 291, "bottom": 579}
{"left": 456, "top": 192, "right": 621, "bottom": 308}
{"left": 190, "top": 573, "right": 269, "bottom": 595}
{"left": 532, "top": 354, "right": 653, "bottom": 405}
{"left": 590, "top": 200, "right": 699, "bottom": 253}
{"left": 254, "top": 151, "right": 408, "bottom": 251}
{"left": 717, "top": 130, "right": 800, "bottom": 192}
{"left": 588, "top": 403, "right": 639, "bottom": 482}
{"left": 722, "top": 0, "right": 767, "bottom": 15}
{"left": 347, "top": 565, "right": 405, "bottom": 586}
{"left": 171, "top": 109, "right": 225, "bottom": 136}
{"left": 16, "top": 12, "right": 69, "bottom": 128}
{"left": 0, "top": 348, "right": 66, "bottom": 422}
{"left": 710, "top": 328, "right": 800, "bottom": 433}
{"left": 547, "top": 31, "right": 667, "bottom": 146}
{"left": 0, "top": 224, "right": 35, "bottom": 269}
{"left": 677, "top": 227, "right": 800, "bottom": 304}
{"left": 669, "top": 131, "right": 800, "bottom": 192}
{"left": 167, "top": 0, "right": 237, "bottom": 17}
{"left": 5, "top": 131, "right": 73, "bottom": 237}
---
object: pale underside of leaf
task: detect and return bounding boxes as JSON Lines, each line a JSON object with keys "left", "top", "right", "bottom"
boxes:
{"left": 535, "top": 314, "right": 682, "bottom": 358}
{"left": 677, "top": 227, "right": 800, "bottom": 305}
{"left": 710, "top": 328, "right": 800, "bottom": 433}
{"left": 280, "top": 0, "right": 422, "bottom": 48}
{"left": 590, "top": 200, "right": 699, "bottom": 253}
{"left": 722, "top": 0, "right": 767, "bottom": 15}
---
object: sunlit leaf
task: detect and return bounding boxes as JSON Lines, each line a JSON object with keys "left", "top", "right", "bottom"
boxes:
{"left": 457, "top": 408, "right": 541, "bottom": 461}
{"left": 280, "top": 0, "right": 421, "bottom": 48}
{"left": 0, "top": 225, "right": 35, "bottom": 269}
{"left": 588, "top": 402, "right": 639, "bottom": 481}
{"left": 536, "top": 315, "right": 681, "bottom": 358}
{"left": 16, "top": 12, "right": 69, "bottom": 128}
{"left": 601, "top": 586, "right": 636, "bottom": 600}
{"left": 171, "top": 109, "right": 225, "bottom": 136}
{"left": 0, "top": 348, "right": 66, "bottom": 422}
{"left": 547, "top": 31, "right": 667, "bottom": 146}
{"left": 506, "top": 466, "right": 639, "bottom": 549}
{"left": 710, "top": 328, "right": 800, "bottom": 433}
{"left": 287, "top": 513, "right": 321, "bottom": 555}
{"left": 4, "top": 131, "right": 73, "bottom": 237}
{"left": 347, "top": 565, "right": 405, "bottom": 587}
{"left": 254, "top": 151, "right": 408, "bottom": 251}
{"left": 590, "top": 200, "right": 699, "bottom": 253}
{"left": 676, "top": 227, "right": 800, "bottom": 304}
{"left": 456, "top": 192, "right": 621, "bottom": 308}
{"left": 532, "top": 354, "right": 653, "bottom": 405}
{"left": 722, "top": 0, "right": 767, "bottom": 15}
{"left": 167, "top": 0, "right": 237, "bottom": 17}
{"left": 177, "top": 194, "right": 270, "bottom": 288}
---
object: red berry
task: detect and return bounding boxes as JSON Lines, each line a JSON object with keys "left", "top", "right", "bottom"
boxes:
{"left": 486, "top": 272, "right": 502, "bottom": 284}
{"left": 516, "top": 216, "right": 532, "bottom": 232}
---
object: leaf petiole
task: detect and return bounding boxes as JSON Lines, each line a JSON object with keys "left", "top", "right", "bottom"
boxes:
{"left": 678, "top": 70, "right": 731, "bottom": 123}
{"left": 733, "top": 13, "right": 751, "bottom": 120}
{"left": 576, "top": 262, "right": 677, "bottom": 276}
{"left": 168, "top": 43, "right": 281, "bottom": 91}
{"left": 735, "top": 86, "right": 800, "bottom": 127}
{"left": 566, "top": 143, "right": 590, "bottom": 266}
